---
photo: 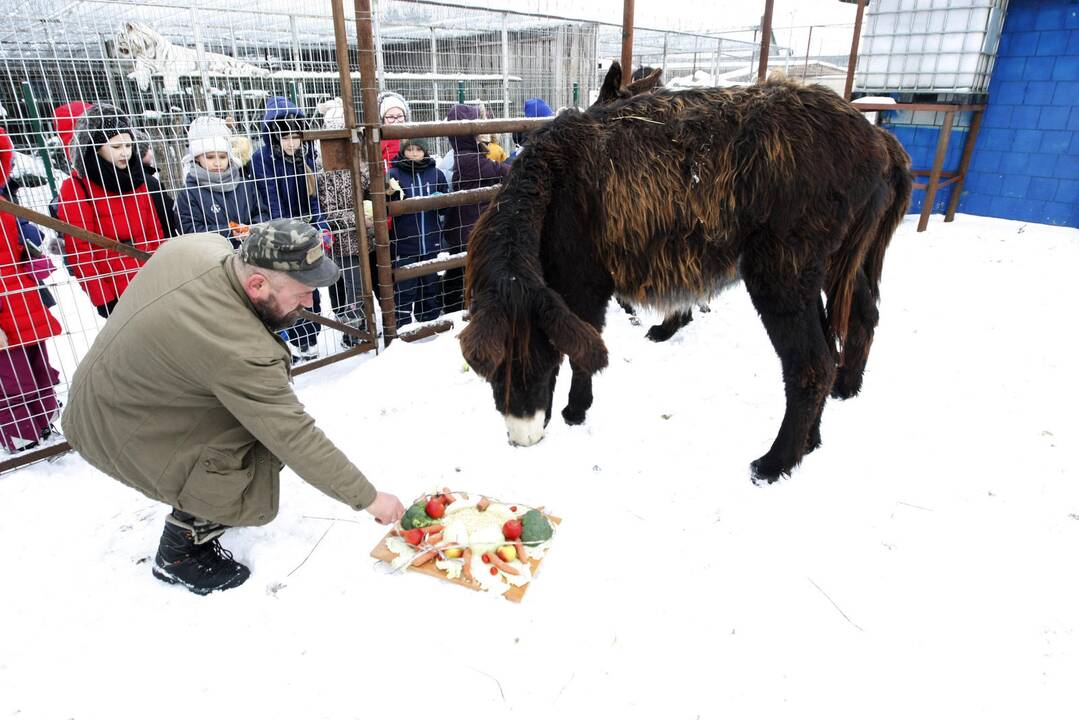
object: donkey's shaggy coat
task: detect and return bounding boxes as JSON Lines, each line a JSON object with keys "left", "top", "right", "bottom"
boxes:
{"left": 461, "top": 66, "right": 911, "bottom": 482}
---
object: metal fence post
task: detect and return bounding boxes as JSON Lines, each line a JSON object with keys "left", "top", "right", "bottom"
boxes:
{"left": 331, "top": 0, "right": 379, "bottom": 349}
{"left": 355, "top": 0, "right": 398, "bottom": 341}
{"left": 501, "top": 13, "right": 510, "bottom": 120}
{"left": 20, "top": 82, "right": 58, "bottom": 196}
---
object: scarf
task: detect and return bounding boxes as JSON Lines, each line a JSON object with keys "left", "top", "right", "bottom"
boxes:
{"left": 190, "top": 163, "right": 241, "bottom": 192}
{"left": 392, "top": 155, "right": 434, "bottom": 175}
{"left": 80, "top": 148, "right": 146, "bottom": 195}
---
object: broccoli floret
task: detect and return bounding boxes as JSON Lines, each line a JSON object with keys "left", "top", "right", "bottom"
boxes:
{"left": 520, "top": 509, "right": 553, "bottom": 544}
{"left": 401, "top": 502, "right": 438, "bottom": 530}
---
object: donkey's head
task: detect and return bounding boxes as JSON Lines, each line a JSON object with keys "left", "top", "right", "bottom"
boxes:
{"left": 461, "top": 278, "right": 608, "bottom": 446}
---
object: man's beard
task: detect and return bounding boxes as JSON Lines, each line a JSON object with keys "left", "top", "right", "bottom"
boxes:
{"left": 252, "top": 295, "right": 301, "bottom": 331}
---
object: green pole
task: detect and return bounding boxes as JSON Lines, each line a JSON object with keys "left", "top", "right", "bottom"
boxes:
{"left": 20, "top": 82, "right": 58, "bottom": 196}
{"left": 457, "top": 80, "right": 465, "bottom": 103}
{"left": 288, "top": 81, "right": 299, "bottom": 108}
{"left": 572, "top": 81, "right": 579, "bottom": 108}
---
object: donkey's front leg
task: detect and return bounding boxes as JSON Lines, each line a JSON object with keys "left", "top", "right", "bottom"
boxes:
{"left": 561, "top": 361, "right": 593, "bottom": 425}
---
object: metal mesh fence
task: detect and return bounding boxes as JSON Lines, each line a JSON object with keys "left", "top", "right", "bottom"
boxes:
{"left": 0, "top": 0, "right": 854, "bottom": 466}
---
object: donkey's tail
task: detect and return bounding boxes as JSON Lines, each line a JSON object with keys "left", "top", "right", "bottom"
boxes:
{"left": 825, "top": 130, "right": 913, "bottom": 355}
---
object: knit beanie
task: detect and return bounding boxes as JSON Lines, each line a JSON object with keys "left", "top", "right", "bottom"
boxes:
{"left": 401, "top": 138, "right": 429, "bottom": 155}
{"left": 378, "top": 92, "right": 409, "bottom": 122}
{"left": 53, "top": 101, "right": 92, "bottom": 149}
{"left": 188, "top": 116, "right": 232, "bottom": 158}
{"left": 69, "top": 103, "right": 136, "bottom": 177}
{"left": 318, "top": 97, "right": 345, "bottom": 130}
{"left": 268, "top": 116, "right": 306, "bottom": 139}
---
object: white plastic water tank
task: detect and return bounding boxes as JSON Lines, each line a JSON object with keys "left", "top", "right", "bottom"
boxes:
{"left": 855, "top": 0, "right": 1008, "bottom": 94}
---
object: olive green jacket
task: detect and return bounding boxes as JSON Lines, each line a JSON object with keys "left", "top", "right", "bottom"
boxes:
{"left": 62, "top": 233, "right": 377, "bottom": 526}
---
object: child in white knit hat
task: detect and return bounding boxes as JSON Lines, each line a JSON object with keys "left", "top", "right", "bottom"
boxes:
{"left": 175, "top": 115, "right": 266, "bottom": 246}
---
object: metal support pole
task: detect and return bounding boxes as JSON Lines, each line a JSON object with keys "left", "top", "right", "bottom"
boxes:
{"left": 354, "top": 0, "right": 398, "bottom": 341}
{"left": 757, "top": 0, "right": 775, "bottom": 82}
{"left": 372, "top": 0, "right": 386, "bottom": 92}
{"left": 431, "top": 28, "right": 439, "bottom": 120}
{"left": 620, "top": 0, "right": 635, "bottom": 86}
{"left": 572, "top": 82, "right": 579, "bottom": 107}
{"left": 945, "top": 108, "right": 985, "bottom": 222}
{"left": 457, "top": 80, "right": 465, "bottom": 103}
{"left": 290, "top": 15, "right": 303, "bottom": 73}
{"left": 290, "top": 15, "right": 304, "bottom": 108}
{"left": 20, "top": 83, "right": 58, "bottom": 196}
{"left": 331, "top": 0, "right": 379, "bottom": 345}
{"left": 501, "top": 13, "right": 510, "bottom": 120}
{"left": 919, "top": 110, "right": 955, "bottom": 233}
{"left": 844, "top": 0, "right": 867, "bottom": 101}
{"left": 192, "top": 1, "right": 215, "bottom": 112}
{"left": 802, "top": 25, "right": 814, "bottom": 81}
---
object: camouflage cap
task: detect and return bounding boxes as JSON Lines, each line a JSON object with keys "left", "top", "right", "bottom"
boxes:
{"left": 240, "top": 219, "right": 340, "bottom": 287}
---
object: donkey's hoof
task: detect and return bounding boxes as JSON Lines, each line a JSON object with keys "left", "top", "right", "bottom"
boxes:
{"left": 750, "top": 457, "right": 788, "bottom": 485}
{"left": 830, "top": 373, "right": 863, "bottom": 400}
{"left": 562, "top": 405, "right": 587, "bottom": 426}
{"left": 645, "top": 324, "right": 678, "bottom": 343}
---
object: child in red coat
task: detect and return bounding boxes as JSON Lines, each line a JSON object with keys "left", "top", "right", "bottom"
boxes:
{"left": 0, "top": 128, "right": 63, "bottom": 452}
{"left": 55, "top": 104, "right": 176, "bottom": 318}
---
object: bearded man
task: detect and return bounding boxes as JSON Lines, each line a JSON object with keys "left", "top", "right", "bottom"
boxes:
{"left": 63, "top": 219, "right": 404, "bottom": 595}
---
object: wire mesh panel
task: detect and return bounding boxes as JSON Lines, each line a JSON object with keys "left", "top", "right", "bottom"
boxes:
{"left": 0, "top": 0, "right": 859, "bottom": 468}
{"left": 2, "top": 0, "right": 379, "bottom": 466}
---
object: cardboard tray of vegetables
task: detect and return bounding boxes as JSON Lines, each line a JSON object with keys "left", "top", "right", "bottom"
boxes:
{"left": 370, "top": 489, "right": 560, "bottom": 602}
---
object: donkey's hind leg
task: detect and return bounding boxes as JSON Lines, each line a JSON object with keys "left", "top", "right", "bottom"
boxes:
{"left": 832, "top": 270, "right": 879, "bottom": 400}
{"left": 806, "top": 295, "right": 836, "bottom": 455}
{"left": 743, "top": 258, "right": 836, "bottom": 483}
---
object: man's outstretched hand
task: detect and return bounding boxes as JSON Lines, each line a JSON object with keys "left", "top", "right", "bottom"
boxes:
{"left": 366, "top": 492, "right": 405, "bottom": 525}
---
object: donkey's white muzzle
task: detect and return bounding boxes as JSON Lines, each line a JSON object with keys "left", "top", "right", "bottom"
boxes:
{"left": 505, "top": 411, "right": 546, "bottom": 447}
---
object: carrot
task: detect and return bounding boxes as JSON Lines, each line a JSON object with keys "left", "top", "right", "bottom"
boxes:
{"left": 476, "top": 497, "right": 491, "bottom": 511}
{"left": 422, "top": 524, "right": 444, "bottom": 535}
{"left": 488, "top": 551, "right": 520, "bottom": 576}
{"left": 411, "top": 549, "right": 437, "bottom": 567}
{"left": 514, "top": 540, "right": 529, "bottom": 563}
{"left": 425, "top": 532, "right": 444, "bottom": 546}
{"left": 462, "top": 548, "right": 474, "bottom": 583}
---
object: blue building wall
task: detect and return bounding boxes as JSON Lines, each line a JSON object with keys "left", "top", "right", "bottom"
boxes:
{"left": 879, "top": 0, "right": 1078, "bottom": 228}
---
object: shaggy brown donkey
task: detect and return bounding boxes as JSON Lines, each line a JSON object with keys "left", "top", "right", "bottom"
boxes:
{"left": 460, "top": 67, "right": 912, "bottom": 482}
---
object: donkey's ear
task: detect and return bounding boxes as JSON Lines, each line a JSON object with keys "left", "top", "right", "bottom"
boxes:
{"left": 458, "top": 306, "right": 509, "bottom": 379}
{"left": 596, "top": 62, "right": 624, "bottom": 105}
{"left": 538, "top": 290, "right": 608, "bottom": 375}
{"left": 625, "top": 67, "right": 663, "bottom": 96}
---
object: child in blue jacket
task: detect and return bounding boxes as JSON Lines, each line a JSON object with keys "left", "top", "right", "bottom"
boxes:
{"left": 250, "top": 97, "right": 325, "bottom": 359}
{"left": 175, "top": 116, "right": 266, "bottom": 247}
{"left": 384, "top": 138, "right": 447, "bottom": 327}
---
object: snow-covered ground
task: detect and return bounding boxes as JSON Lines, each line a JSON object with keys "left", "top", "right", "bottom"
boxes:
{"left": 1, "top": 214, "right": 1077, "bottom": 719}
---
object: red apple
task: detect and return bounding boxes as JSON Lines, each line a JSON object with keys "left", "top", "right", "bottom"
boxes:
{"left": 425, "top": 498, "right": 445, "bottom": 519}
{"left": 502, "top": 519, "right": 523, "bottom": 541}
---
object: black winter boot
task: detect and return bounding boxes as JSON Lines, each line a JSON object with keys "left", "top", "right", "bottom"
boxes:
{"left": 152, "top": 512, "right": 250, "bottom": 595}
